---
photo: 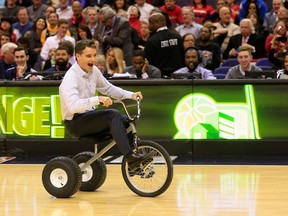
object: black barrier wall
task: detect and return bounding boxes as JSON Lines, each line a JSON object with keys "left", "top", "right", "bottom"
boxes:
{"left": 1, "top": 79, "right": 288, "bottom": 157}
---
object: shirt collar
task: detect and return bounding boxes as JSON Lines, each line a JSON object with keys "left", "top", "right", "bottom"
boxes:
{"left": 157, "top": 26, "right": 168, "bottom": 32}
{"left": 240, "top": 65, "right": 251, "bottom": 75}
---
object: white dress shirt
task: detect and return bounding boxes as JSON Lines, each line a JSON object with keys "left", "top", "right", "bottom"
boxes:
{"left": 59, "top": 62, "right": 133, "bottom": 120}
{"left": 40, "top": 35, "right": 75, "bottom": 60}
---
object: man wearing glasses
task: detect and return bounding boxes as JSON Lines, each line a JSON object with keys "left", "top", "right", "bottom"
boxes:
{"left": 98, "top": 6, "right": 133, "bottom": 66}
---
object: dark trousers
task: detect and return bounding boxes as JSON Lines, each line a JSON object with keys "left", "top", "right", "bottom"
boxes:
{"left": 64, "top": 109, "right": 132, "bottom": 156}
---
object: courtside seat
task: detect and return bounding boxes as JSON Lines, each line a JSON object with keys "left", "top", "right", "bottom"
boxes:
{"left": 255, "top": 58, "right": 273, "bottom": 69}
{"left": 221, "top": 58, "right": 239, "bottom": 67}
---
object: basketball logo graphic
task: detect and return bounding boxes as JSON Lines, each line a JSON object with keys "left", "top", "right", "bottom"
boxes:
{"left": 174, "top": 93, "right": 216, "bottom": 139}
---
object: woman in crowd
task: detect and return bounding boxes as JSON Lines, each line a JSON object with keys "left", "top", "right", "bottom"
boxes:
{"left": 243, "top": 2, "right": 262, "bottom": 23}
{"left": 135, "top": 19, "right": 150, "bottom": 50}
{"left": 190, "top": 0, "right": 214, "bottom": 24}
{"left": 112, "top": 0, "right": 129, "bottom": 13}
{"left": 128, "top": 4, "right": 141, "bottom": 37}
{"left": 76, "top": 24, "right": 93, "bottom": 41}
{"left": 265, "top": 20, "right": 288, "bottom": 56}
{"left": 95, "top": 54, "right": 109, "bottom": 78}
{"left": 238, "top": 0, "right": 268, "bottom": 24}
{"left": 24, "top": 16, "right": 47, "bottom": 55}
{"left": 182, "top": 33, "right": 197, "bottom": 50}
{"left": 106, "top": 47, "right": 126, "bottom": 76}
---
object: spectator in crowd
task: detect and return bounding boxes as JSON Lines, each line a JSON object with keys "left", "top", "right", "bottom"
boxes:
{"left": 268, "top": 30, "right": 288, "bottom": 69}
{"left": 12, "top": 7, "right": 34, "bottom": 37}
{"left": 246, "top": 12, "right": 268, "bottom": 58}
{"left": 160, "top": 0, "right": 183, "bottom": 28}
{"left": 182, "top": 33, "right": 197, "bottom": 49}
{"left": 135, "top": 19, "right": 150, "bottom": 50}
{"left": 127, "top": 0, "right": 154, "bottom": 20}
{"left": 98, "top": 6, "right": 133, "bottom": 66}
{"left": 197, "top": 26, "right": 221, "bottom": 72}
{"left": 225, "top": 0, "right": 240, "bottom": 17}
{"left": 213, "top": 6, "right": 240, "bottom": 53}
{"left": 45, "top": 46, "right": 72, "bottom": 72}
{"left": 95, "top": 54, "right": 108, "bottom": 77}
{"left": 105, "top": 47, "right": 126, "bottom": 76}
{"left": 123, "top": 49, "right": 161, "bottom": 78}
{"left": 189, "top": 0, "right": 214, "bottom": 24}
{"left": 204, "top": 0, "right": 226, "bottom": 23}
{"left": 151, "top": 8, "right": 177, "bottom": 33}
{"left": 173, "top": 46, "right": 216, "bottom": 80}
{"left": 16, "top": 36, "right": 40, "bottom": 71}
{"left": 76, "top": 24, "right": 93, "bottom": 41}
{"left": 5, "top": 47, "right": 37, "bottom": 80}
{"left": 240, "top": 1, "right": 262, "bottom": 24}
{"left": 112, "top": 0, "right": 129, "bottom": 13}
{"left": 85, "top": 6, "right": 101, "bottom": 41}
{"left": 0, "top": 33, "right": 12, "bottom": 60}
{"left": 56, "top": 0, "right": 73, "bottom": 20}
{"left": 41, "top": 12, "right": 72, "bottom": 45}
{"left": 145, "top": 12, "right": 184, "bottom": 78}
{"left": 3, "top": 0, "right": 20, "bottom": 23}
{"left": 24, "top": 17, "right": 47, "bottom": 71}
{"left": 225, "top": 46, "right": 262, "bottom": 79}
{"left": 128, "top": 4, "right": 141, "bottom": 37}
{"left": 276, "top": 53, "right": 288, "bottom": 79}
{"left": 24, "top": 16, "right": 47, "bottom": 56}
{"left": 238, "top": 0, "right": 268, "bottom": 24}
{"left": 0, "top": 17, "right": 20, "bottom": 43}
{"left": 263, "top": 0, "right": 283, "bottom": 33}
{"left": 277, "top": 5, "right": 288, "bottom": 21}
{"left": 246, "top": 12, "right": 265, "bottom": 35}
{"left": 175, "top": 7, "right": 202, "bottom": 39}
{"left": 45, "top": 5, "right": 56, "bottom": 20}
{"left": 41, "top": 19, "right": 75, "bottom": 61}
{"left": 0, "top": 42, "right": 17, "bottom": 79}
{"left": 223, "top": 18, "right": 259, "bottom": 59}
{"left": 27, "top": 0, "right": 48, "bottom": 22}
{"left": 59, "top": 39, "right": 76, "bottom": 65}
{"left": 42, "top": 47, "right": 56, "bottom": 71}
{"left": 265, "top": 19, "right": 288, "bottom": 56}
{"left": 69, "top": 0, "right": 86, "bottom": 39}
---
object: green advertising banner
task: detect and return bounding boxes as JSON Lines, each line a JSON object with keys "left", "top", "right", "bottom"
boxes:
{"left": 0, "top": 82, "right": 288, "bottom": 140}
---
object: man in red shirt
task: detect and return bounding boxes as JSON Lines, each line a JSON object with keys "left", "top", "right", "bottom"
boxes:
{"left": 160, "top": 0, "right": 183, "bottom": 27}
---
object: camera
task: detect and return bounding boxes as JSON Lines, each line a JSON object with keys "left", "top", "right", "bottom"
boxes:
{"left": 276, "top": 36, "right": 287, "bottom": 42}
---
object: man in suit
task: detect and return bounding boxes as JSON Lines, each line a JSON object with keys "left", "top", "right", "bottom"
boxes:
{"left": 223, "top": 18, "right": 259, "bottom": 60}
{"left": 263, "top": 0, "right": 283, "bottom": 33}
{"left": 98, "top": 6, "right": 133, "bottom": 66}
{"left": 86, "top": 6, "right": 102, "bottom": 41}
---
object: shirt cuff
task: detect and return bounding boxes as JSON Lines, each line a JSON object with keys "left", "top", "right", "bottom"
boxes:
{"left": 90, "top": 96, "right": 100, "bottom": 106}
{"left": 141, "top": 72, "right": 149, "bottom": 79}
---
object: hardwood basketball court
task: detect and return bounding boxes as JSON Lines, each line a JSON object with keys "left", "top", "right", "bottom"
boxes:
{"left": 1, "top": 164, "right": 288, "bottom": 215}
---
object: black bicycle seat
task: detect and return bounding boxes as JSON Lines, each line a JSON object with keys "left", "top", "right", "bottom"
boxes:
{"left": 79, "top": 132, "right": 113, "bottom": 145}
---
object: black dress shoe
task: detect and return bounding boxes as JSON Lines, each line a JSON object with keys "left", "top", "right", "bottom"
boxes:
{"left": 126, "top": 151, "right": 155, "bottom": 170}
